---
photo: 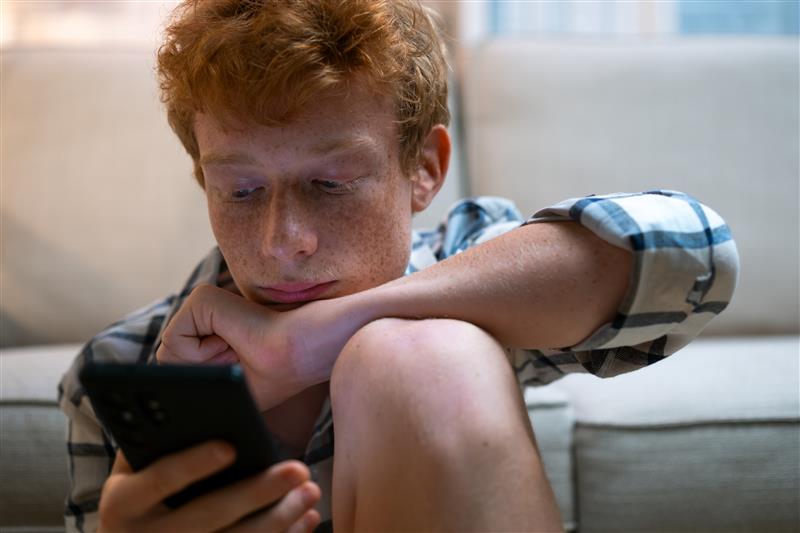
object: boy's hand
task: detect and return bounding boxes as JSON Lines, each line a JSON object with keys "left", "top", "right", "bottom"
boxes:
{"left": 156, "top": 284, "right": 372, "bottom": 410}
{"left": 98, "top": 442, "right": 321, "bottom": 533}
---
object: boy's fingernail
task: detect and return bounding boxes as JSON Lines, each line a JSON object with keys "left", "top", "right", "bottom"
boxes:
{"left": 279, "top": 464, "right": 306, "bottom": 484}
{"left": 301, "top": 484, "right": 318, "bottom": 506}
{"left": 305, "top": 511, "right": 319, "bottom": 529}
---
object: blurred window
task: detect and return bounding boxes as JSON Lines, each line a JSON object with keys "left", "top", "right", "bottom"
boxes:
{"left": 3, "top": 1, "right": 797, "bottom": 48}
{"left": 485, "top": 0, "right": 799, "bottom": 36}
{"left": 679, "top": 0, "right": 799, "bottom": 35}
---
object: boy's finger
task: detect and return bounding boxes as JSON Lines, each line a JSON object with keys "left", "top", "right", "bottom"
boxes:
{"left": 110, "top": 440, "right": 236, "bottom": 517}
{"left": 285, "top": 509, "right": 322, "bottom": 533}
{"left": 222, "top": 480, "right": 320, "bottom": 533}
{"left": 159, "top": 460, "right": 311, "bottom": 532}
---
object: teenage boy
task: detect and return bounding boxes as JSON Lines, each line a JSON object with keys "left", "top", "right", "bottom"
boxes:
{"left": 59, "top": 1, "right": 738, "bottom": 532}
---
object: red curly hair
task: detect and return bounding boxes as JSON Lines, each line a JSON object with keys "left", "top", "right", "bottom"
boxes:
{"left": 157, "top": 0, "right": 450, "bottom": 186}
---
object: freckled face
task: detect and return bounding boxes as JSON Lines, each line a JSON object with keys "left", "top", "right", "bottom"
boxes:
{"left": 195, "top": 81, "right": 414, "bottom": 309}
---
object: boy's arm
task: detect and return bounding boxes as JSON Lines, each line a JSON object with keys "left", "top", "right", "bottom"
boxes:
{"left": 374, "top": 190, "right": 738, "bottom": 356}
{"left": 364, "top": 190, "right": 739, "bottom": 383}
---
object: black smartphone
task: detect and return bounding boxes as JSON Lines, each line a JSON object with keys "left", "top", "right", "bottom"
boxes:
{"left": 79, "top": 362, "right": 278, "bottom": 508}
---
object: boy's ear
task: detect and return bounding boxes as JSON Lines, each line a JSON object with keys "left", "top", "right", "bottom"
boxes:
{"left": 410, "top": 125, "right": 451, "bottom": 213}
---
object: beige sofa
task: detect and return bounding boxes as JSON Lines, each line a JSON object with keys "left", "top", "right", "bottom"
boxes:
{"left": 2, "top": 39, "right": 798, "bottom": 532}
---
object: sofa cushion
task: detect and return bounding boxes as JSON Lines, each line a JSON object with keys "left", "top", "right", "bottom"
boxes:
{"left": 556, "top": 336, "right": 799, "bottom": 425}
{"left": 1, "top": 344, "right": 80, "bottom": 530}
{"left": 552, "top": 336, "right": 800, "bottom": 532}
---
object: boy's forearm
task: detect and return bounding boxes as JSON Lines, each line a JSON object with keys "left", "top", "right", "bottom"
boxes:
{"left": 350, "top": 221, "right": 632, "bottom": 350}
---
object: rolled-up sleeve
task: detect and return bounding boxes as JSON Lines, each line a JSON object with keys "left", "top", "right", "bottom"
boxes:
{"left": 513, "top": 190, "right": 739, "bottom": 386}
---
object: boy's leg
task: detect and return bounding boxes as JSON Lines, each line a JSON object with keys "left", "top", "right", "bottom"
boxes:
{"left": 329, "top": 318, "right": 563, "bottom": 532}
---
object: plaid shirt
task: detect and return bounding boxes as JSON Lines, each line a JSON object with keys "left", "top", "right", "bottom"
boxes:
{"left": 58, "top": 191, "right": 738, "bottom": 532}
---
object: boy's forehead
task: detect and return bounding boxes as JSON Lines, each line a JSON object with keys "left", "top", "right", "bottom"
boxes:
{"left": 194, "top": 83, "right": 398, "bottom": 159}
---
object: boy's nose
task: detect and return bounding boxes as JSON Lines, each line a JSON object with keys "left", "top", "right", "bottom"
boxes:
{"left": 261, "top": 192, "right": 318, "bottom": 262}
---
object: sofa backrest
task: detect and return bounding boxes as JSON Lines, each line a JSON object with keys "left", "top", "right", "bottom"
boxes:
{"left": 1, "top": 47, "right": 216, "bottom": 347}
{"left": 462, "top": 38, "right": 799, "bottom": 336}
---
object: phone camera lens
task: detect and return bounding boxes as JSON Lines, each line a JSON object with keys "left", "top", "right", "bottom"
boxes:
{"left": 150, "top": 410, "right": 168, "bottom": 425}
{"left": 119, "top": 410, "right": 138, "bottom": 426}
{"left": 140, "top": 397, "right": 168, "bottom": 426}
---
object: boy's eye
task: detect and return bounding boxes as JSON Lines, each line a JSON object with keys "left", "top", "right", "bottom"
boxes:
{"left": 232, "top": 187, "right": 260, "bottom": 199}
{"left": 317, "top": 180, "right": 342, "bottom": 190}
{"left": 313, "top": 177, "right": 363, "bottom": 194}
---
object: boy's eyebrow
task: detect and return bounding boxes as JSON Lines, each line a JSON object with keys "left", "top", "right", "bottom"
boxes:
{"left": 200, "top": 135, "right": 378, "bottom": 167}
{"left": 199, "top": 152, "right": 259, "bottom": 167}
{"left": 309, "top": 134, "right": 377, "bottom": 155}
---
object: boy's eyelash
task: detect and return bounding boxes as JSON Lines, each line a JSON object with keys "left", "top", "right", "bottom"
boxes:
{"left": 226, "top": 177, "right": 366, "bottom": 201}
{"left": 232, "top": 187, "right": 260, "bottom": 199}
{"left": 315, "top": 176, "right": 365, "bottom": 193}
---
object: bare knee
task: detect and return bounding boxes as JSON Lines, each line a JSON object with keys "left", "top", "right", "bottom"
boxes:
{"left": 330, "top": 317, "right": 526, "bottom": 443}
{"left": 332, "top": 318, "right": 505, "bottom": 397}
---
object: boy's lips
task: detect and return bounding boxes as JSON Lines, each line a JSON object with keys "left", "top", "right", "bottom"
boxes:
{"left": 259, "top": 281, "right": 337, "bottom": 303}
